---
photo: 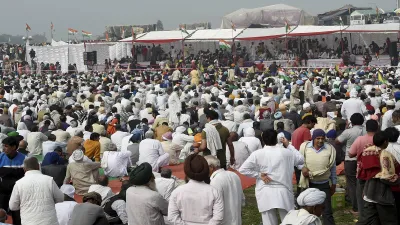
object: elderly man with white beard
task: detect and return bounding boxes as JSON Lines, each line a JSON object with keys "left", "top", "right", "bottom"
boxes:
{"left": 239, "top": 129, "right": 304, "bottom": 225}
{"left": 126, "top": 162, "right": 168, "bottom": 225}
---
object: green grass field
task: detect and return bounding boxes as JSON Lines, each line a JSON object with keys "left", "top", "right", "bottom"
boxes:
{"left": 242, "top": 186, "right": 357, "bottom": 225}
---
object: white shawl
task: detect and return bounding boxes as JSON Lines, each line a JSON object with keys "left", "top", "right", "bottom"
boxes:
{"left": 203, "top": 120, "right": 223, "bottom": 156}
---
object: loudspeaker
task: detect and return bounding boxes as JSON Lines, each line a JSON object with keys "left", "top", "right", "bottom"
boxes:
{"left": 389, "top": 42, "right": 399, "bottom": 57}
{"left": 83, "top": 51, "right": 97, "bottom": 65}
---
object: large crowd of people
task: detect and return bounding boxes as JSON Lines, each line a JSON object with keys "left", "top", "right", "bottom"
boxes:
{"left": 0, "top": 56, "right": 399, "bottom": 225}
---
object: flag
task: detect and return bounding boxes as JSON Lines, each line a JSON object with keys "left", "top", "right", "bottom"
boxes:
{"left": 179, "top": 25, "right": 189, "bottom": 35}
{"left": 339, "top": 17, "right": 343, "bottom": 26}
{"left": 120, "top": 27, "right": 125, "bottom": 39}
{"left": 378, "top": 71, "right": 387, "bottom": 84}
{"left": 219, "top": 39, "right": 231, "bottom": 50}
{"left": 26, "top": 23, "right": 31, "bottom": 31}
{"left": 279, "top": 74, "right": 291, "bottom": 82}
{"left": 105, "top": 32, "right": 109, "bottom": 41}
{"left": 285, "top": 20, "right": 291, "bottom": 33}
{"left": 51, "top": 22, "right": 54, "bottom": 31}
{"left": 68, "top": 28, "right": 78, "bottom": 35}
{"left": 231, "top": 21, "right": 236, "bottom": 31}
{"left": 335, "top": 64, "right": 342, "bottom": 75}
{"left": 82, "top": 30, "right": 92, "bottom": 37}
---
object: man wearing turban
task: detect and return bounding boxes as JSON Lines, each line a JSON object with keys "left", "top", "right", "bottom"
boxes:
{"left": 126, "top": 162, "right": 168, "bottom": 225}
{"left": 168, "top": 154, "right": 224, "bottom": 224}
{"left": 280, "top": 188, "right": 326, "bottom": 225}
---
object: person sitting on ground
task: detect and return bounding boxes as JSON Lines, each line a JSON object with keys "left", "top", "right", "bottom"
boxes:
{"left": 137, "top": 131, "right": 170, "bottom": 172}
{"left": 280, "top": 188, "right": 326, "bottom": 225}
{"left": 64, "top": 149, "right": 101, "bottom": 195}
{"left": 55, "top": 184, "right": 78, "bottom": 225}
{"left": 42, "top": 134, "right": 67, "bottom": 157}
{"left": 101, "top": 143, "right": 132, "bottom": 178}
{"left": 83, "top": 132, "right": 101, "bottom": 162}
{"left": 69, "top": 192, "right": 109, "bottom": 225}
{"left": 41, "top": 147, "right": 67, "bottom": 187}
{"left": 102, "top": 180, "right": 130, "bottom": 225}
{"left": 155, "top": 168, "right": 178, "bottom": 202}
{"left": 88, "top": 175, "right": 114, "bottom": 201}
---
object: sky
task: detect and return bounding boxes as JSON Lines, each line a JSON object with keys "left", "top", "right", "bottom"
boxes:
{"left": 1, "top": 0, "right": 397, "bottom": 40}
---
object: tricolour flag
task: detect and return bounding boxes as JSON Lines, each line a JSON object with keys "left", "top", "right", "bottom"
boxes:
{"left": 376, "top": 7, "right": 380, "bottom": 18}
{"left": 82, "top": 30, "right": 92, "bottom": 37}
{"left": 339, "top": 17, "right": 343, "bottom": 26}
{"left": 105, "top": 32, "right": 109, "bottom": 41}
{"left": 179, "top": 25, "right": 189, "bottom": 35}
{"left": 51, "top": 22, "right": 54, "bottom": 31}
{"left": 285, "top": 20, "right": 291, "bottom": 33}
{"left": 378, "top": 70, "right": 387, "bottom": 84}
{"left": 219, "top": 39, "right": 231, "bottom": 50}
{"left": 26, "top": 23, "right": 31, "bottom": 31}
{"left": 68, "top": 28, "right": 78, "bottom": 35}
{"left": 279, "top": 74, "right": 291, "bottom": 82}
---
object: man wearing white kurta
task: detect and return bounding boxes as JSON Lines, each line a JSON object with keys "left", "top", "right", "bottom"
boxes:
{"left": 9, "top": 157, "right": 64, "bottom": 225}
{"left": 205, "top": 155, "right": 244, "bottom": 225}
{"left": 239, "top": 130, "right": 304, "bottom": 225}
{"left": 137, "top": 131, "right": 170, "bottom": 172}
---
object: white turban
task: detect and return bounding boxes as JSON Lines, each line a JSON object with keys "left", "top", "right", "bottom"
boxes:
{"left": 60, "top": 184, "right": 75, "bottom": 198}
{"left": 72, "top": 150, "right": 84, "bottom": 162}
{"left": 297, "top": 188, "right": 326, "bottom": 207}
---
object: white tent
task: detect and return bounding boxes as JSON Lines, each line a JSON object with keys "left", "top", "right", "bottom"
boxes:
{"left": 134, "top": 30, "right": 196, "bottom": 43}
{"left": 344, "top": 24, "right": 400, "bottom": 33}
{"left": 185, "top": 29, "right": 244, "bottom": 41}
{"left": 51, "top": 39, "right": 68, "bottom": 46}
{"left": 235, "top": 27, "right": 286, "bottom": 40}
{"left": 288, "top": 25, "right": 344, "bottom": 37}
{"left": 221, "top": 4, "right": 315, "bottom": 29}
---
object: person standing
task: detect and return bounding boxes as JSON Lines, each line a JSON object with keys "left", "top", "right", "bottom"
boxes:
{"left": 335, "top": 113, "right": 365, "bottom": 215}
{"left": 126, "top": 162, "right": 168, "bottom": 225}
{"left": 304, "top": 74, "right": 314, "bottom": 104}
{"left": 239, "top": 129, "right": 304, "bottom": 225}
{"left": 291, "top": 115, "right": 317, "bottom": 185}
{"left": 169, "top": 154, "right": 224, "bottom": 225}
{"left": 0, "top": 137, "right": 26, "bottom": 225}
{"left": 382, "top": 100, "right": 396, "bottom": 130}
{"left": 341, "top": 89, "right": 367, "bottom": 123}
{"left": 9, "top": 157, "right": 64, "bottom": 225}
{"left": 298, "top": 129, "right": 337, "bottom": 225}
{"left": 205, "top": 155, "right": 244, "bottom": 225}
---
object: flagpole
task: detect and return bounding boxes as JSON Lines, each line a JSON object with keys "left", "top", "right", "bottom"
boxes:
{"left": 68, "top": 32, "right": 70, "bottom": 67}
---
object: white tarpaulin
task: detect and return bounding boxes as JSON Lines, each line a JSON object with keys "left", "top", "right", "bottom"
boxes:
{"left": 288, "top": 25, "right": 344, "bottom": 36}
{"left": 51, "top": 39, "right": 68, "bottom": 47}
{"left": 235, "top": 27, "right": 286, "bottom": 40}
{"left": 221, "top": 4, "right": 315, "bottom": 29}
{"left": 185, "top": 29, "right": 244, "bottom": 40}
{"left": 344, "top": 24, "right": 400, "bottom": 33}
{"left": 118, "top": 33, "right": 148, "bottom": 42}
{"left": 135, "top": 30, "right": 195, "bottom": 43}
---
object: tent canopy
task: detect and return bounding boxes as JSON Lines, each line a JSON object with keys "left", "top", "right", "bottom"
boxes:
{"left": 221, "top": 4, "right": 315, "bottom": 29}
{"left": 288, "top": 25, "right": 344, "bottom": 37}
{"left": 134, "top": 30, "right": 195, "bottom": 43}
{"left": 318, "top": 4, "right": 372, "bottom": 21}
{"left": 185, "top": 29, "right": 244, "bottom": 40}
{"left": 235, "top": 28, "right": 286, "bottom": 40}
{"left": 119, "top": 33, "right": 148, "bottom": 42}
{"left": 351, "top": 9, "right": 378, "bottom": 16}
{"left": 344, "top": 24, "right": 400, "bottom": 33}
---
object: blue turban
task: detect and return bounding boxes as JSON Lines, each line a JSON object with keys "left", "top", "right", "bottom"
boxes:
{"left": 394, "top": 91, "right": 400, "bottom": 101}
{"left": 312, "top": 129, "right": 326, "bottom": 141}
{"left": 42, "top": 152, "right": 63, "bottom": 166}
{"left": 326, "top": 130, "right": 337, "bottom": 139}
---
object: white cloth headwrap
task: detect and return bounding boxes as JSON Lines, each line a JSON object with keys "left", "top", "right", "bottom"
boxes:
{"left": 297, "top": 188, "right": 326, "bottom": 206}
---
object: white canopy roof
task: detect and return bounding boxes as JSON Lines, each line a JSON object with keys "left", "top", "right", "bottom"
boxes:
{"left": 134, "top": 30, "right": 195, "bottom": 43}
{"left": 119, "top": 33, "right": 148, "bottom": 42}
{"left": 235, "top": 28, "right": 286, "bottom": 40}
{"left": 344, "top": 24, "right": 400, "bottom": 33}
{"left": 185, "top": 29, "right": 244, "bottom": 40}
{"left": 288, "top": 25, "right": 344, "bottom": 37}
